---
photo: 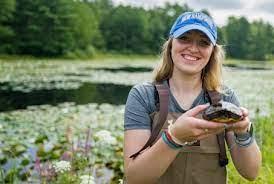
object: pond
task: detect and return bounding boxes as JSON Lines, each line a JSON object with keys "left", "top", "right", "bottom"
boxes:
{"left": 0, "top": 60, "right": 273, "bottom": 183}
{"left": 0, "top": 82, "right": 132, "bottom": 112}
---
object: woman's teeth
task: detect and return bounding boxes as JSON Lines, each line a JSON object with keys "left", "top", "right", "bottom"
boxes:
{"left": 183, "top": 54, "right": 198, "bottom": 61}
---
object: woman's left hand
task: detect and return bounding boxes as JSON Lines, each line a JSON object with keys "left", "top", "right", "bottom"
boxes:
{"left": 226, "top": 107, "right": 251, "bottom": 134}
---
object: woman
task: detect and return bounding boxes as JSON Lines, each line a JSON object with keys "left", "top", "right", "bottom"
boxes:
{"left": 123, "top": 11, "right": 261, "bottom": 183}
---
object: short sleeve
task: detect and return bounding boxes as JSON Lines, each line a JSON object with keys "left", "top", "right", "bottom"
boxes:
{"left": 124, "top": 83, "right": 155, "bottom": 130}
{"left": 222, "top": 87, "right": 240, "bottom": 106}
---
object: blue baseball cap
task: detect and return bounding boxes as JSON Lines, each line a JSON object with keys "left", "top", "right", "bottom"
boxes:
{"left": 169, "top": 12, "right": 217, "bottom": 45}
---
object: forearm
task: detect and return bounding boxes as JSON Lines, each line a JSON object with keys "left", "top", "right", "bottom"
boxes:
{"left": 125, "top": 138, "right": 180, "bottom": 183}
{"left": 227, "top": 133, "right": 262, "bottom": 180}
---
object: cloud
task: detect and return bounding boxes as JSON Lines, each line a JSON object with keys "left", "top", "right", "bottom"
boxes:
{"left": 111, "top": 0, "right": 274, "bottom": 26}
{"left": 113, "top": 0, "right": 245, "bottom": 10}
{"left": 185, "top": 0, "right": 244, "bottom": 10}
{"left": 255, "top": 1, "right": 274, "bottom": 14}
{"left": 112, "top": 0, "right": 181, "bottom": 8}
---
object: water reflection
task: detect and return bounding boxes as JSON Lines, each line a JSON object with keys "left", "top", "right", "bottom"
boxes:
{"left": 224, "top": 64, "right": 271, "bottom": 70}
{"left": 82, "top": 66, "right": 153, "bottom": 72}
{"left": 0, "top": 82, "right": 132, "bottom": 112}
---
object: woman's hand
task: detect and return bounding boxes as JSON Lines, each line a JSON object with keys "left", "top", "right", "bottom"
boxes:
{"left": 170, "top": 104, "right": 226, "bottom": 143}
{"left": 226, "top": 107, "right": 251, "bottom": 134}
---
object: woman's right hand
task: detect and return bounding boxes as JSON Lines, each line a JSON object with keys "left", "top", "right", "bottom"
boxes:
{"left": 171, "top": 104, "right": 226, "bottom": 143}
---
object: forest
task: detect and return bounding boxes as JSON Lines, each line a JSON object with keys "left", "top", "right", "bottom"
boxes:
{"left": 0, "top": 0, "right": 273, "bottom": 60}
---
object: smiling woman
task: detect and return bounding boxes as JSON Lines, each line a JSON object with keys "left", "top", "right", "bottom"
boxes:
{"left": 123, "top": 11, "right": 261, "bottom": 184}
{"left": 171, "top": 31, "right": 214, "bottom": 76}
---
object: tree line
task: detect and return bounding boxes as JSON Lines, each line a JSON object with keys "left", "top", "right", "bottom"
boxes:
{"left": 0, "top": 0, "right": 273, "bottom": 60}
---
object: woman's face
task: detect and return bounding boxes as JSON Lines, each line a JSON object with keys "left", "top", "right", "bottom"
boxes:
{"left": 171, "top": 30, "right": 214, "bottom": 76}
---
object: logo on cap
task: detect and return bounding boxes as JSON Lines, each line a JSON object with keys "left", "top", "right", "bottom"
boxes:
{"left": 170, "top": 12, "right": 217, "bottom": 45}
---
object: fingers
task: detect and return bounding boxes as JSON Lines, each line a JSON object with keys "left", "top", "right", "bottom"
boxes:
{"left": 172, "top": 114, "right": 219, "bottom": 143}
{"left": 226, "top": 116, "right": 250, "bottom": 133}
{"left": 184, "top": 104, "right": 210, "bottom": 117}
{"left": 193, "top": 118, "right": 225, "bottom": 130}
{"left": 186, "top": 119, "right": 225, "bottom": 140}
{"left": 240, "top": 107, "right": 249, "bottom": 117}
{"left": 195, "top": 128, "right": 225, "bottom": 140}
{"left": 196, "top": 133, "right": 212, "bottom": 140}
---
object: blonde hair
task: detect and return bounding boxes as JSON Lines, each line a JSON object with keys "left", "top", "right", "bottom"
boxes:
{"left": 153, "top": 38, "right": 225, "bottom": 92}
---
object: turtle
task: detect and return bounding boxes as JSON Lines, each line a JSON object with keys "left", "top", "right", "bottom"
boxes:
{"left": 203, "top": 101, "right": 243, "bottom": 123}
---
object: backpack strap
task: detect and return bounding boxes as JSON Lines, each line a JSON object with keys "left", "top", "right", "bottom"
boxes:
{"left": 130, "top": 83, "right": 169, "bottom": 159}
{"left": 207, "top": 90, "right": 228, "bottom": 167}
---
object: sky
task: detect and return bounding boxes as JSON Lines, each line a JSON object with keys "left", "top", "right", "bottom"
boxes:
{"left": 112, "top": 0, "right": 274, "bottom": 26}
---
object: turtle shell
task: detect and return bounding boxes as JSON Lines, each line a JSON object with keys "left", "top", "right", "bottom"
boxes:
{"left": 203, "top": 101, "right": 243, "bottom": 123}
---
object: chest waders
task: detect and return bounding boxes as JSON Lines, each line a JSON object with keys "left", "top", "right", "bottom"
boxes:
{"left": 128, "top": 83, "right": 228, "bottom": 184}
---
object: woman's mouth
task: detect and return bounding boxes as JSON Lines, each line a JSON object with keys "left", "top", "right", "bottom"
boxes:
{"left": 182, "top": 54, "right": 199, "bottom": 61}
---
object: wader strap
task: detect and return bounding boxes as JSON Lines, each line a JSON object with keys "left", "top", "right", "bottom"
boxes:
{"left": 207, "top": 90, "right": 228, "bottom": 167}
{"left": 217, "top": 132, "right": 229, "bottom": 167}
{"left": 130, "top": 83, "right": 169, "bottom": 159}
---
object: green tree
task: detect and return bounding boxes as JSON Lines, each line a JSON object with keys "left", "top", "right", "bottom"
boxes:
{"left": 0, "top": 0, "right": 15, "bottom": 53}
{"left": 224, "top": 16, "right": 251, "bottom": 59}
{"left": 86, "top": 0, "right": 113, "bottom": 49}
{"left": 100, "top": 6, "right": 149, "bottom": 53}
{"left": 13, "top": 0, "right": 75, "bottom": 56}
{"left": 72, "top": 1, "right": 100, "bottom": 50}
{"left": 217, "top": 27, "right": 225, "bottom": 45}
{"left": 265, "top": 23, "right": 274, "bottom": 59}
{"left": 146, "top": 3, "right": 192, "bottom": 53}
{"left": 248, "top": 21, "right": 267, "bottom": 60}
{"left": 13, "top": 0, "right": 98, "bottom": 56}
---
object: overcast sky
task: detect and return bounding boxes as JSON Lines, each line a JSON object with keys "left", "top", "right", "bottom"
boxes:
{"left": 112, "top": 0, "right": 274, "bottom": 26}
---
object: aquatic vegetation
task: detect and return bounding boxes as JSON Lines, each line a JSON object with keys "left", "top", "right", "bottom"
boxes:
{"left": 0, "top": 103, "right": 124, "bottom": 183}
{"left": 0, "top": 59, "right": 273, "bottom": 183}
{"left": 0, "top": 60, "right": 154, "bottom": 92}
{"left": 223, "top": 68, "right": 274, "bottom": 118}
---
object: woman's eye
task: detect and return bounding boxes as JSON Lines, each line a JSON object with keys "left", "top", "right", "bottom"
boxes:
{"left": 199, "top": 40, "right": 211, "bottom": 47}
{"left": 179, "top": 36, "right": 190, "bottom": 42}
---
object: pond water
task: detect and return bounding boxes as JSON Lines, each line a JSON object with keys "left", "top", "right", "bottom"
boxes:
{"left": 82, "top": 66, "right": 153, "bottom": 72}
{"left": 0, "top": 82, "right": 132, "bottom": 112}
{"left": 0, "top": 64, "right": 272, "bottom": 113}
{"left": 0, "top": 66, "right": 155, "bottom": 112}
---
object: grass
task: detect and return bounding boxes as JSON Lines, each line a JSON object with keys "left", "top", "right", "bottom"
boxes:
{"left": 0, "top": 53, "right": 158, "bottom": 63}
{"left": 228, "top": 113, "right": 274, "bottom": 183}
{"left": 2, "top": 54, "right": 274, "bottom": 67}
{"left": 224, "top": 58, "right": 274, "bottom": 69}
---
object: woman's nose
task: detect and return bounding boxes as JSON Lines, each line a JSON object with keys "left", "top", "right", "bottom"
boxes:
{"left": 188, "top": 40, "right": 199, "bottom": 52}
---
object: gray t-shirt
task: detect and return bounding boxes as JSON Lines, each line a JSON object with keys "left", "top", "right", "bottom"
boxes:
{"left": 124, "top": 80, "right": 240, "bottom": 130}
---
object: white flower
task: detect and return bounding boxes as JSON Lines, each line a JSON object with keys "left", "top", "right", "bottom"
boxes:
{"left": 53, "top": 160, "right": 71, "bottom": 173}
{"left": 94, "top": 130, "right": 117, "bottom": 145}
{"left": 29, "top": 138, "right": 35, "bottom": 143}
{"left": 80, "top": 175, "right": 95, "bottom": 184}
{"left": 62, "top": 108, "right": 69, "bottom": 114}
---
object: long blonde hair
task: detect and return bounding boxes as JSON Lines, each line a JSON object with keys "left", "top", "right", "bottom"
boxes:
{"left": 153, "top": 38, "right": 225, "bottom": 92}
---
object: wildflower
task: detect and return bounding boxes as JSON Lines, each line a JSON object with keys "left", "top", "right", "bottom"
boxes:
{"left": 61, "top": 151, "right": 73, "bottom": 161}
{"left": 62, "top": 108, "right": 69, "bottom": 114}
{"left": 29, "top": 138, "right": 35, "bottom": 143}
{"left": 52, "top": 160, "right": 71, "bottom": 173}
{"left": 80, "top": 175, "right": 95, "bottom": 184}
{"left": 118, "top": 178, "right": 124, "bottom": 184}
{"left": 94, "top": 130, "right": 117, "bottom": 145}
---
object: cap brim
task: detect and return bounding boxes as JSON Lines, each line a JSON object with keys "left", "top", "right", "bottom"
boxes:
{"left": 172, "top": 24, "right": 216, "bottom": 45}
